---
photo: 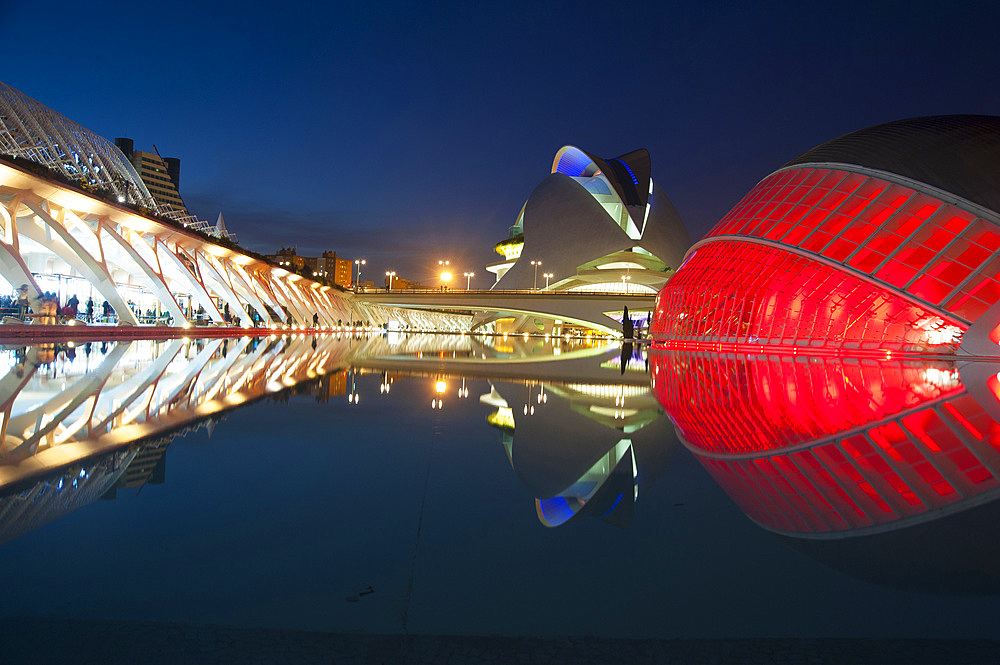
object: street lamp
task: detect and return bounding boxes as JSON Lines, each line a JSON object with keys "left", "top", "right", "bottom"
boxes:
{"left": 440, "top": 270, "right": 452, "bottom": 291}
{"left": 463, "top": 272, "right": 475, "bottom": 290}
{"left": 543, "top": 272, "right": 553, "bottom": 289}
{"left": 622, "top": 274, "right": 632, "bottom": 294}
{"left": 353, "top": 259, "right": 366, "bottom": 291}
{"left": 530, "top": 260, "right": 542, "bottom": 290}
{"left": 386, "top": 271, "right": 396, "bottom": 290}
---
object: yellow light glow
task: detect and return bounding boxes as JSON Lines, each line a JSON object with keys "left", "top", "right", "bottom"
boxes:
{"left": 441, "top": 272, "right": 452, "bottom": 281}
{"left": 435, "top": 380, "right": 447, "bottom": 394}
{"left": 500, "top": 242, "right": 523, "bottom": 261}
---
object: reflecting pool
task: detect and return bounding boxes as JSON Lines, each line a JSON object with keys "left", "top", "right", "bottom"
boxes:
{"left": 1, "top": 334, "right": 1000, "bottom": 641}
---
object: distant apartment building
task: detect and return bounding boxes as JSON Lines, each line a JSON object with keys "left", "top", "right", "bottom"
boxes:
{"left": 385, "top": 275, "right": 423, "bottom": 290}
{"left": 114, "top": 138, "right": 187, "bottom": 213}
{"left": 265, "top": 248, "right": 353, "bottom": 287}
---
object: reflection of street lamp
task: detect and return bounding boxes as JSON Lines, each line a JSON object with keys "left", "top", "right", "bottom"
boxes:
{"left": 348, "top": 372, "right": 359, "bottom": 404}
{"left": 353, "top": 259, "right": 366, "bottom": 291}
{"left": 432, "top": 378, "right": 447, "bottom": 409}
{"left": 530, "top": 260, "right": 541, "bottom": 290}
{"left": 385, "top": 271, "right": 396, "bottom": 290}
{"left": 463, "top": 272, "right": 474, "bottom": 289}
{"left": 543, "top": 272, "right": 553, "bottom": 289}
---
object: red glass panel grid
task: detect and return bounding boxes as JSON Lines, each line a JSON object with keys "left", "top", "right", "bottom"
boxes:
{"left": 651, "top": 240, "right": 966, "bottom": 353}
{"left": 704, "top": 166, "right": 1000, "bottom": 325}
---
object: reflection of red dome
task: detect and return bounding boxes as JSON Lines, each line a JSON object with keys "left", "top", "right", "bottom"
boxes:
{"left": 651, "top": 350, "right": 1000, "bottom": 536}
{"left": 652, "top": 352, "right": 963, "bottom": 456}
{"left": 650, "top": 116, "right": 1000, "bottom": 355}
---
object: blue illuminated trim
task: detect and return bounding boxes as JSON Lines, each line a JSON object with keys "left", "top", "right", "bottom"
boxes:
{"left": 555, "top": 148, "right": 595, "bottom": 177}
{"left": 537, "top": 497, "right": 578, "bottom": 526}
{"left": 612, "top": 159, "right": 639, "bottom": 186}
{"left": 598, "top": 493, "right": 624, "bottom": 518}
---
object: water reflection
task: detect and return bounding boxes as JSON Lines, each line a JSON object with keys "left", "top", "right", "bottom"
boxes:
{"left": 0, "top": 335, "right": 671, "bottom": 543}
{"left": 483, "top": 380, "right": 676, "bottom": 528}
{"left": 650, "top": 350, "right": 1000, "bottom": 592}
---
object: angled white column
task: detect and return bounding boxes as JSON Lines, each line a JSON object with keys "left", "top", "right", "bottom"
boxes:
{"left": 19, "top": 199, "right": 138, "bottom": 325}
{"left": 153, "top": 238, "right": 224, "bottom": 324}
{"left": 98, "top": 222, "right": 187, "bottom": 325}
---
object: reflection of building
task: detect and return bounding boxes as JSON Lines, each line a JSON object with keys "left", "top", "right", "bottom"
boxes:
{"left": 483, "top": 377, "right": 676, "bottom": 528}
{"left": 313, "top": 371, "right": 347, "bottom": 402}
{"left": 652, "top": 351, "right": 1000, "bottom": 538}
{"left": 651, "top": 350, "right": 1000, "bottom": 592}
{"left": 651, "top": 116, "right": 1000, "bottom": 355}
{"left": 117, "top": 439, "right": 169, "bottom": 489}
{"left": 0, "top": 450, "right": 135, "bottom": 544}
{"left": 113, "top": 138, "right": 187, "bottom": 213}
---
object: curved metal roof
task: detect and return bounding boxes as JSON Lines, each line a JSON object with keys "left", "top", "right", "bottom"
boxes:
{"left": 0, "top": 81, "right": 155, "bottom": 207}
{"left": 785, "top": 115, "right": 1000, "bottom": 215}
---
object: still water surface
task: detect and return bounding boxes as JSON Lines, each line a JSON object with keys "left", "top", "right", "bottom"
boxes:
{"left": 0, "top": 334, "right": 998, "bottom": 639}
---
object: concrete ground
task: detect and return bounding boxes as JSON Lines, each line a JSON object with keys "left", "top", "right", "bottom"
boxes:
{"left": 1, "top": 618, "right": 998, "bottom": 664}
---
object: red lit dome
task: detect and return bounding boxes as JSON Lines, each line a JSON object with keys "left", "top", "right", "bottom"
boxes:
{"left": 650, "top": 115, "right": 1000, "bottom": 356}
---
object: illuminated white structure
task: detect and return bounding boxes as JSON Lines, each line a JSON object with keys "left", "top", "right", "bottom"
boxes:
{"left": 476, "top": 146, "right": 691, "bottom": 333}
{"left": 489, "top": 146, "right": 691, "bottom": 294}
{"left": 0, "top": 81, "right": 482, "bottom": 331}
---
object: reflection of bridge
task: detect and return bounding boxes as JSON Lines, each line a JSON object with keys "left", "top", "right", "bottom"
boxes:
{"left": 355, "top": 290, "right": 655, "bottom": 334}
{"left": 0, "top": 334, "right": 659, "bottom": 541}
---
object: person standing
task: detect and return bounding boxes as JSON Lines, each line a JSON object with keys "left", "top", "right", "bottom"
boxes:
{"left": 64, "top": 295, "right": 79, "bottom": 321}
{"left": 86, "top": 297, "right": 94, "bottom": 323}
{"left": 16, "top": 284, "right": 29, "bottom": 321}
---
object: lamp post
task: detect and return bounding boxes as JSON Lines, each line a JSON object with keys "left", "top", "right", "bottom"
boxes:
{"left": 353, "top": 259, "right": 366, "bottom": 291}
{"left": 543, "top": 272, "right": 553, "bottom": 289}
{"left": 385, "top": 271, "right": 396, "bottom": 290}
{"left": 530, "top": 260, "right": 541, "bottom": 291}
{"left": 622, "top": 274, "right": 631, "bottom": 294}
{"left": 438, "top": 259, "right": 451, "bottom": 291}
{"left": 463, "top": 272, "right": 474, "bottom": 290}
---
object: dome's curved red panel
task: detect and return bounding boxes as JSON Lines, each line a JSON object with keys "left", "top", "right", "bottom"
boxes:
{"left": 652, "top": 165, "right": 1000, "bottom": 352}
{"left": 651, "top": 240, "right": 965, "bottom": 353}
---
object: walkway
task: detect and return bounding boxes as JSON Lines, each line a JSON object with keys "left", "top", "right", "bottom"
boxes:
{"left": 1, "top": 618, "right": 996, "bottom": 664}
{"left": 356, "top": 290, "right": 655, "bottom": 333}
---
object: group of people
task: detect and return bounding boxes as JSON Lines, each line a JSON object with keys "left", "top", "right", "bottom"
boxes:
{"left": 6, "top": 286, "right": 114, "bottom": 324}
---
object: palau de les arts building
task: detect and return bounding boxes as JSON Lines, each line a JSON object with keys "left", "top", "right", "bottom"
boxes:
{"left": 650, "top": 115, "right": 1000, "bottom": 356}
{"left": 486, "top": 145, "right": 691, "bottom": 311}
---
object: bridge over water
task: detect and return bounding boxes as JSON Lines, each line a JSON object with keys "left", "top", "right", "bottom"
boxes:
{"left": 355, "top": 289, "right": 655, "bottom": 334}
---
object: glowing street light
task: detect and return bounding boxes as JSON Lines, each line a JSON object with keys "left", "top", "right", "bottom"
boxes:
{"left": 543, "top": 272, "right": 553, "bottom": 289}
{"left": 385, "top": 271, "right": 396, "bottom": 290}
{"left": 463, "top": 271, "right": 475, "bottom": 290}
{"left": 622, "top": 273, "right": 632, "bottom": 294}
{"left": 530, "top": 260, "right": 542, "bottom": 290}
{"left": 353, "top": 259, "right": 366, "bottom": 291}
{"left": 440, "top": 270, "right": 452, "bottom": 290}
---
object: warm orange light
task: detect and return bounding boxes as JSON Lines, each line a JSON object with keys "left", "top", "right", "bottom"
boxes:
{"left": 435, "top": 380, "right": 447, "bottom": 394}
{"left": 440, "top": 272, "right": 452, "bottom": 282}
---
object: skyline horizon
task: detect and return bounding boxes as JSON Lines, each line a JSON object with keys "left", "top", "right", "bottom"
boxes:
{"left": 6, "top": 1, "right": 1000, "bottom": 285}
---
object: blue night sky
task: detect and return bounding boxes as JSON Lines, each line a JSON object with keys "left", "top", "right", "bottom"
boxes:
{"left": 4, "top": 0, "right": 1000, "bottom": 284}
